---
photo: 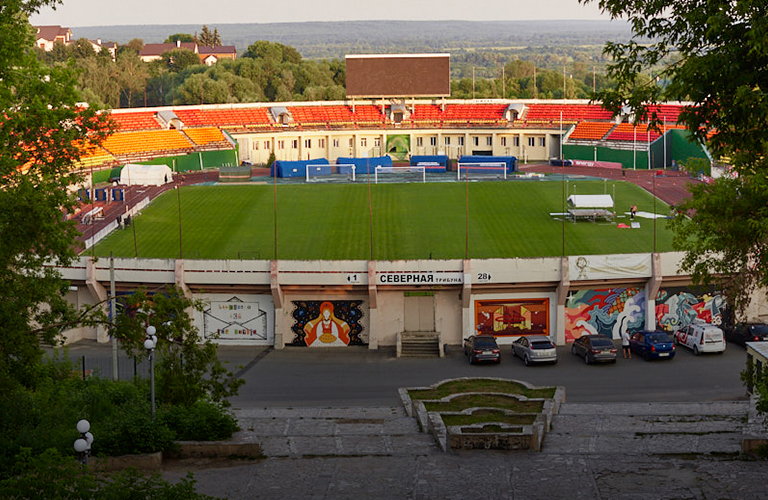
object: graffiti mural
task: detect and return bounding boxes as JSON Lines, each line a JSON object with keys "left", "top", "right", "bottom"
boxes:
{"left": 565, "top": 287, "right": 646, "bottom": 342}
{"left": 290, "top": 300, "right": 366, "bottom": 347}
{"left": 655, "top": 287, "right": 725, "bottom": 332}
{"left": 474, "top": 299, "right": 549, "bottom": 336}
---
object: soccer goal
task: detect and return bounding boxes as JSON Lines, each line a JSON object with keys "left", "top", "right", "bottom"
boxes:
{"left": 457, "top": 162, "right": 508, "bottom": 181}
{"left": 374, "top": 165, "right": 426, "bottom": 184}
{"left": 305, "top": 164, "right": 357, "bottom": 182}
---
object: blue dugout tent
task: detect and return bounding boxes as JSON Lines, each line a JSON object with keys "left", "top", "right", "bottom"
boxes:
{"left": 271, "top": 158, "right": 329, "bottom": 178}
{"left": 410, "top": 155, "right": 449, "bottom": 172}
{"left": 459, "top": 155, "right": 518, "bottom": 172}
{"left": 335, "top": 156, "right": 393, "bottom": 175}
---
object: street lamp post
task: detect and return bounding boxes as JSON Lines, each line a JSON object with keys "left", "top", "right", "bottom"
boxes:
{"left": 144, "top": 325, "right": 157, "bottom": 419}
{"left": 73, "top": 419, "right": 93, "bottom": 465}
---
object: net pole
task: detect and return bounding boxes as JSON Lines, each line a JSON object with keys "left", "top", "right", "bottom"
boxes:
{"left": 375, "top": 165, "right": 379, "bottom": 184}
{"left": 352, "top": 165, "right": 356, "bottom": 182}
{"left": 422, "top": 167, "right": 426, "bottom": 183}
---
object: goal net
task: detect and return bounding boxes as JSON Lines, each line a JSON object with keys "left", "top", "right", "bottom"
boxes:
{"left": 374, "top": 165, "right": 426, "bottom": 184}
{"left": 457, "top": 162, "right": 508, "bottom": 181}
{"left": 305, "top": 164, "right": 357, "bottom": 182}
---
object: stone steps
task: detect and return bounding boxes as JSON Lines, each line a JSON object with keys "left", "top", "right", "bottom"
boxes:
{"left": 398, "top": 332, "right": 441, "bottom": 358}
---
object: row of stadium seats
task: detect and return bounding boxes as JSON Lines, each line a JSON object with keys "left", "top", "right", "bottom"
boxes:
{"left": 174, "top": 108, "right": 272, "bottom": 127}
{"left": 183, "top": 127, "right": 228, "bottom": 146}
{"left": 568, "top": 122, "right": 616, "bottom": 141}
{"left": 606, "top": 123, "right": 663, "bottom": 142}
{"left": 101, "top": 130, "right": 195, "bottom": 155}
{"left": 108, "top": 111, "right": 163, "bottom": 131}
{"left": 524, "top": 104, "right": 614, "bottom": 122}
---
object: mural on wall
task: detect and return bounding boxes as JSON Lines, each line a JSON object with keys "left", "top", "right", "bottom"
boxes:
{"left": 655, "top": 287, "right": 725, "bottom": 332}
{"left": 290, "top": 300, "right": 366, "bottom": 347}
{"left": 202, "top": 296, "right": 271, "bottom": 342}
{"left": 386, "top": 135, "right": 410, "bottom": 161}
{"left": 474, "top": 299, "right": 549, "bottom": 336}
{"left": 564, "top": 287, "right": 646, "bottom": 342}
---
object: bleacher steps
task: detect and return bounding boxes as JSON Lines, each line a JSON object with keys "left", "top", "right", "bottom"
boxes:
{"left": 397, "top": 332, "right": 442, "bottom": 358}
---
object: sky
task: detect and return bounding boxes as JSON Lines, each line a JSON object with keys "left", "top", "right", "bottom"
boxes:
{"left": 30, "top": 0, "right": 612, "bottom": 27}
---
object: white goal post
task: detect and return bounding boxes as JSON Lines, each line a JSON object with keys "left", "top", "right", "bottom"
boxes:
{"left": 305, "top": 164, "right": 357, "bottom": 182}
{"left": 457, "top": 162, "right": 508, "bottom": 180}
{"left": 374, "top": 165, "right": 426, "bottom": 184}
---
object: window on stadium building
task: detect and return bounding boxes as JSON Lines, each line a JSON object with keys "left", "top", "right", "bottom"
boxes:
{"left": 416, "top": 137, "right": 423, "bottom": 147}
{"left": 333, "top": 139, "right": 339, "bottom": 148}
{"left": 539, "top": 137, "right": 546, "bottom": 147}
{"left": 501, "top": 137, "right": 507, "bottom": 147}
{"left": 349, "top": 138, "right": 354, "bottom": 148}
{"left": 361, "top": 138, "right": 367, "bottom": 147}
{"left": 473, "top": 137, "right": 479, "bottom": 147}
{"left": 253, "top": 141, "right": 259, "bottom": 150}
{"left": 278, "top": 140, "right": 285, "bottom": 150}
{"left": 264, "top": 141, "right": 270, "bottom": 150}
{"left": 514, "top": 137, "right": 520, "bottom": 147}
{"left": 458, "top": 137, "right": 465, "bottom": 146}
{"left": 430, "top": 137, "right": 437, "bottom": 146}
{"left": 304, "top": 139, "right": 311, "bottom": 148}
{"left": 445, "top": 137, "right": 451, "bottom": 145}
{"left": 528, "top": 137, "right": 535, "bottom": 147}
{"left": 319, "top": 138, "right": 326, "bottom": 148}
{"left": 374, "top": 137, "right": 381, "bottom": 147}
{"left": 486, "top": 137, "right": 493, "bottom": 146}
{"left": 292, "top": 140, "right": 298, "bottom": 149}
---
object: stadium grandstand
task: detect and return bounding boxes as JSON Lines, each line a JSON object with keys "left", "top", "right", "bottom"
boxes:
{"left": 87, "top": 98, "right": 704, "bottom": 178}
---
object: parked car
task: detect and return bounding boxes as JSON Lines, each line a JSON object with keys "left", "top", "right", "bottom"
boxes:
{"left": 511, "top": 335, "right": 557, "bottom": 366}
{"left": 724, "top": 322, "right": 768, "bottom": 347}
{"left": 463, "top": 335, "right": 501, "bottom": 364}
{"left": 571, "top": 334, "right": 618, "bottom": 364}
{"left": 674, "top": 323, "right": 726, "bottom": 355}
{"left": 629, "top": 331, "right": 675, "bottom": 361}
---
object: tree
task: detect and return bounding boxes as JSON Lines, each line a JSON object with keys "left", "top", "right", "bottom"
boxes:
{"left": 581, "top": 0, "right": 768, "bottom": 317}
{"left": 113, "top": 287, "right": 243, "bottom": 407}
{"left": 0, "top": 0, "right": 111, "bottom": 390}
{"left": 116, "top": 49, "right": 149, "bottom": 107}
{"left": 165, "top": 33, "right": 194, "bottom": 44}
{"left": 197, "top": 25, "right": 222, "bottom": 47}
{"left": 162, "top": 48, "right": 201, "bottom": 73}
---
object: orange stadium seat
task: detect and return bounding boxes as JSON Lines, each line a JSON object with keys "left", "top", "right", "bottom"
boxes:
{"left": 568, "top": 122, "right": 616, "bottom": 141}
{"left": 183, "top": 127, "right": 228, "bottom": 146}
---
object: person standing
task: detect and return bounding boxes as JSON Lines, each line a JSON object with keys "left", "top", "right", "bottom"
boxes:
{"left": 630, "top": 205, "right": 637, "bottom": 220}
{"left": 621, "top": 330, "right": 632, "bottom": 359}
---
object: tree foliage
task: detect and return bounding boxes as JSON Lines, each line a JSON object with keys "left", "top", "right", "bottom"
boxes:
{"left": 0, "top": 0, "right": 112, "bottom": 391}
{"left": 197, "top": 25, "right": 222, "bottom": 47}
{"left": 113, "top": 287, "right": 244, "bottom": 407}
{"left": 582, "top": 0, "right": 768, "bottom": 317}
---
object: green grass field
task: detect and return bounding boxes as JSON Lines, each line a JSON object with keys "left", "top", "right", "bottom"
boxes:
{"left": 91, "top": 180, "right": 674, "bottom": 260}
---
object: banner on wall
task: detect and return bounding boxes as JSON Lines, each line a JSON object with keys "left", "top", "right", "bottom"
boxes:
{"left": 474, "top": 298, "right": 550, "bottom": 336}
{"left": 290, "top": 300, "right": 367, "bottom": 347}
{"left": 200, "top": 295, "right": 273, "bottom": 343}
{"left": 569, "top": 254, "right": 652, "bottom": 281}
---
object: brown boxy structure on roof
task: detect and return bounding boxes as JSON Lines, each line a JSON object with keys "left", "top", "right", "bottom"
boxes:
{"left": 345, "top": 53, "right": 450, "bottom": 98}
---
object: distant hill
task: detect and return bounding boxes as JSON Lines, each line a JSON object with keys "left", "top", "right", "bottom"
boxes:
{"left": 71, "top": 20, "right": 632, "bottom": 60}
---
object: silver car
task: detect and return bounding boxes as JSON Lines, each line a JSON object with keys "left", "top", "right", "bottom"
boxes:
{"left": 512, "top": 335, "right": 558, "bottom": 366}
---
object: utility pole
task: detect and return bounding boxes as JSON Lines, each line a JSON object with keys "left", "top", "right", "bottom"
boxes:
{"left": 110, "top": 253, "right": 117, "bottom": 381}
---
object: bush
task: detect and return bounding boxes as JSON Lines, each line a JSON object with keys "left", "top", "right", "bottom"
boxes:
{"left": 159, "top": 400, "right": 239, "bottom": 441}
{"left": 97, "top": 405, "right": 176, "bottom": 456}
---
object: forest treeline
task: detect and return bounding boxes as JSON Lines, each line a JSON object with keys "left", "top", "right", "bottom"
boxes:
{"left": 37, "top": 32, "right": 627, "bottom": 109}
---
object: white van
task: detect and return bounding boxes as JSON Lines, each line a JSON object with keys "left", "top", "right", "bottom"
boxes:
{"left": 674, "top": 323, "right": 726, "bottom": 355}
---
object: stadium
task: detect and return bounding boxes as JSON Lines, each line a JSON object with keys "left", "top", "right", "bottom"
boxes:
{"left": 61, "top": 53, "right": 737, "bottom": 354}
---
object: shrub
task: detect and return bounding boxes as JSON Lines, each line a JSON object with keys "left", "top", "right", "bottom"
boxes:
{"left": 97, "top": 405, "right": 176, "bottom": 456}
{"left": 159, "top": 400, "right": 239, "bottom": 441}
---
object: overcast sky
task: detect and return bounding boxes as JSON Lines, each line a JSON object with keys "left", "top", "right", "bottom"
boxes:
{"left": 30, "top": 0, "right": 612, "bottom": 27}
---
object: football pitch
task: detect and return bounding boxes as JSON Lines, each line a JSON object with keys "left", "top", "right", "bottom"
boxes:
{"left": 92, "top": 180, "right": 674, "bottom": 260}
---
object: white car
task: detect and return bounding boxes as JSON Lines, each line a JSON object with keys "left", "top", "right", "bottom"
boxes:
{"left": 674, "top": 323, "right": 726, "bottom": 355}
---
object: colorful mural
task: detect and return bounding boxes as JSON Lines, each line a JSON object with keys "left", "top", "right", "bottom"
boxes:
{"left": 564, "top": 287, "right": 646, "bottom": 342}
{"left": 655, "top": 287, "right": 725, "bottom": 332}
{"left": 386, "top": 135, "right": 410, "bottom": 161}
{"left": 290, "top": 300, "right": 366, "bottom": 347}
{"left": 474, "top": 299, "right": 549, "bottom": 336}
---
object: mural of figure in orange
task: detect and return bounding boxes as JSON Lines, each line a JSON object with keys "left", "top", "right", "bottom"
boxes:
{"left": 303, "top": 301, "right": 351, "bottom": 346}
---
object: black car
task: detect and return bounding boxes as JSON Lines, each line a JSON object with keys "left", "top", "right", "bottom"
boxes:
{"left": 724, "top": 322, "right": 768, "bottom": 347}
{"left": 463, "top": 335, "right": 501, "bottom": 364}
{"left": 571, "top": 334, "right": 618, "bottom": 364}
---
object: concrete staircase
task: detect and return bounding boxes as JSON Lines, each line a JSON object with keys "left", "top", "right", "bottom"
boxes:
{"left": 397, "top": 332, "right": 442, "bottom": 358}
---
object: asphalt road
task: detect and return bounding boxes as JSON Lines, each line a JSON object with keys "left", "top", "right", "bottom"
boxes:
{"left": 219, "top": 341, "right": 749, "bottom": 408}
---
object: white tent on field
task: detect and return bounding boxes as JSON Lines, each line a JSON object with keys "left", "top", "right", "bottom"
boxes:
{"left": 567, "top": 194, "right": 614, "bottom": 209}
{"left": 119, "top": 163, "right": 172, "bottom": 186}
